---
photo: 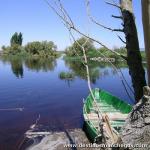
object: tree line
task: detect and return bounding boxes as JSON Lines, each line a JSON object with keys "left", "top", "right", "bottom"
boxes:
{"left": 64, "top": 37, "right": 146, "bottom": 61}
{"left": 1, "top": 32, "right": 58, "bottom": 58}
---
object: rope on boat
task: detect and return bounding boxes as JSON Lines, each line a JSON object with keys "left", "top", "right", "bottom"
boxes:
{"left": 72, "top": 37, "right": 121, "bottom": 143}
{"left": 70, "top": 35, "right": 108, "bottom": 142}
{"left": 70, "top": 34, "right": 103, "bottom": 118}
{"left": 44, "top": 1, "right": 131, "bottom": 143}
{"left": 85, "top": 0, "right": 134, "bottom": 101}
{"left": 67, "top": 26, "right": 126, "bottom": 145}
{"left": 95, "top": 49, "right": 134, "bottom": 102}
{"left": 45, "top": 0, "right": 134, "bottom": 103}
{"left": 69, "top": 29, "right": 121, "bottom": 144}
{"left": 69, "top": 31, "right": 134, "bottom": 102}
{"left": 103, "top": 114, "right": 118, "bottom": 143}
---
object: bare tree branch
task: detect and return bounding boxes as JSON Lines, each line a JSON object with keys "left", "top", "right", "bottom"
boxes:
{"left": 85, "top": 0, "right": 123, "bottom": 33}
{"left": 85, "top": 0, "right": 126, "bottom": 59}
{"left": 113, "top": 29, "right": 124, "bottom": 32}
{"left": 112, "top": 15, "right": 123, "bottom": 20}
{"left": 105, "top": 1, "right": 121, "bottom": 9}
{"left": 71, "top": 26, "right": 125, "bottom": 58}
{"left": 117, "top": 35, "right": 126, "bottom": 44}
{"left": 43, "top": 0, "right": 133, "bottom": 108}
{"left": 55, "top": 0, "right": 74, "bottom": 27}
{"left": 43, "top": 0, "right": 126, "bottom": 60}
{"left": 43, "top": 0, "right": 73, "bottom": 27}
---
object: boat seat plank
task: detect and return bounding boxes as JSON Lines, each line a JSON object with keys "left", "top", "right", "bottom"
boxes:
{"left": 91, "top": 120, "right": 125, "bottom": 128}
{"left": 90, "top": 107, "right": 120, "bottom": 113}
{"left": 84, "top": 112, "right": 128, "bottom": 121}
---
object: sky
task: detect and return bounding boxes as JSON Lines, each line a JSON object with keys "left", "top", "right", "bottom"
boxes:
{"left": 0, "top": 0, "right": 144, "bottom": 50}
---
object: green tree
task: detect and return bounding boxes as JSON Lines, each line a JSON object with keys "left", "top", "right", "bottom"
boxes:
{"left": 65, "top": 37, "right": 95, "bottom": 56}
{"left": 10, "top": 32, "right": 23, "bottom": 46}
{"left": 18, "top": 32, "right": 23, "bottom": 46}
{"left": 25, "top": 41, "right": 57, "bottom": 57}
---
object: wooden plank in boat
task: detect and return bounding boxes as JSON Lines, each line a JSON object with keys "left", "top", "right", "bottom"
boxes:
{"left": 84, "top": 112, "right": 128, "bottom": 121}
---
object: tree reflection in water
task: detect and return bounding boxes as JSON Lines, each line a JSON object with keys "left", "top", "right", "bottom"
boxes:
{"left": 24, "top": 57, "right": 57, "bottom": 72}
{"left": 1, "top": 56, "right": 57, "bottom": 78}
{"left": 63, "top": 58, "right": 129, "bottom": 84}
{"left": 11, "top": 58, "right": 23, "bottom": 78}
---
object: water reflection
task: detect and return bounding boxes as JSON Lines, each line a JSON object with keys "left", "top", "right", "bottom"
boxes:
{"left": 1, "top": 56, "right": 24, "bottom": 78}
{"left": 24, "top": 57, "right": 57, "bottom": 72}
{"left": 0, "top": 56, "right": 57, "bottom": 78}
{"left": 0, "top": 56, "right": 135, "bottom": 150}
{"left": 11, "top": 58, "right": 24, "bottom": 78}
{"left": 64, "top": 58, "right": 127, "bottom": 84}
{"left": 64, "top": 59, "right": 100, "bottom": 84}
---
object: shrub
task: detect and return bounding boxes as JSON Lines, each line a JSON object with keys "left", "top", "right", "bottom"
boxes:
{"left": 25, "top": 41, "right": 57, "bottom": 57}
{"left": 2, "top": 44, "right": 23, "bottom": 55}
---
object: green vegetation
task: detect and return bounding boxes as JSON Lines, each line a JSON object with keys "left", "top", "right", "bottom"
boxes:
{"left": 2, "top": 44, "right": 25, "bottom": 55}
{"left": 25, "top": 41, "right": 57, "bottom": 58}
{"left": 59, "top": 71, "right": 75, "bottom": 80}
{"left": 1, "top": 32, "right": 24, "bottom": 55}
{"left": 1, "top": 34, "right": 146, "bottom": 61}
{"left": 64, "top": 37, "right": 122, "bottom": 59}
{"left": 64, "top": 37, "right": 146, "bottom": 62}
{"left": 64, "top": 46, "right": 126, "bottom": 61}
{"left": 1, "top": 32, "right": 59, "bottom": 58}
{"left": 65, "top": 41, "right": 126, "bottom": 61}
{"left": 11, "top": 32, "right": 23, "bottom": 46}
{"left": 65, "top": 37, "right": 95, "bottom": 57}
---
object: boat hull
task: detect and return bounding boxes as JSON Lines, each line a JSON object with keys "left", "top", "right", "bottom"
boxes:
{"left": 83, "top": 88, "right": 132, "bottom": 143}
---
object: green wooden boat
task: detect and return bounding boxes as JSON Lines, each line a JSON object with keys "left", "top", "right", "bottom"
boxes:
{"left": 83, "top": 88, "right": 132, "bottom": 143}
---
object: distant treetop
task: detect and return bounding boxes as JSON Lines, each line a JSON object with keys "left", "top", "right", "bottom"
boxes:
{"left": 10, "top": 32, "right": 23, "bottom": 46}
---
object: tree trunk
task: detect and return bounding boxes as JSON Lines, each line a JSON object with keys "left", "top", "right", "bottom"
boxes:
{"left": 141, "top": 0, "right": 150, "bottom": 86}
{"left": 120, "top": 0, "right": 146, "bottom": 102}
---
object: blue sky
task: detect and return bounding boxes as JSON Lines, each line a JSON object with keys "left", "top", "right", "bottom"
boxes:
{"left": 0, "top": 0, "right": 144, "bottom": 50}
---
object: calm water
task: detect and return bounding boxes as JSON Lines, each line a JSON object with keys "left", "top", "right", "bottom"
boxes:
{"left": 0, "top": 56, "right": 134, "bottom": 150}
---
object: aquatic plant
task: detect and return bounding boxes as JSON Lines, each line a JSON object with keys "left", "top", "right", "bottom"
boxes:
{"left": 59, "top": 71, "right": 75, "bottom": 80}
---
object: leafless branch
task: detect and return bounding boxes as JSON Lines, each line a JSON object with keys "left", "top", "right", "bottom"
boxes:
{"left": 54, "top": 0, "right": 74, "bottom": 27}
{"left": 43, "top": 0, "right": 126, "bottom": 60}
{"left": 112, "top": 15, "right": 123, "bottom": 20}
{"left": 87, "top": 15, "right": 123, "bottom": 32}
{"left": 117, "top": 35, "right": 126, "bottom": 44}
{"left": 84, "top": 0, "right": 126, "bottom": 60}
{"left": 113, "top": 29, "right": 124, "bottom": 32}
{"left": 85, "top": 0, "right": 123, "bottom": 33}
{"left": 105, "top": 1, "right": 121, "bottom": 9}
{"left": 43, "top": 0, "right": 73, "bottom": 28}
{"left": 68, "top": 30, "right": 103, "bottom": 120}
{"left": 68, "top": 27, "right": 130, "bottom": 99}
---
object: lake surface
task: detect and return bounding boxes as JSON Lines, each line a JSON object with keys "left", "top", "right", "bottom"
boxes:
{"left": 0, "top": 56, "right": 134, "bottom": 150}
